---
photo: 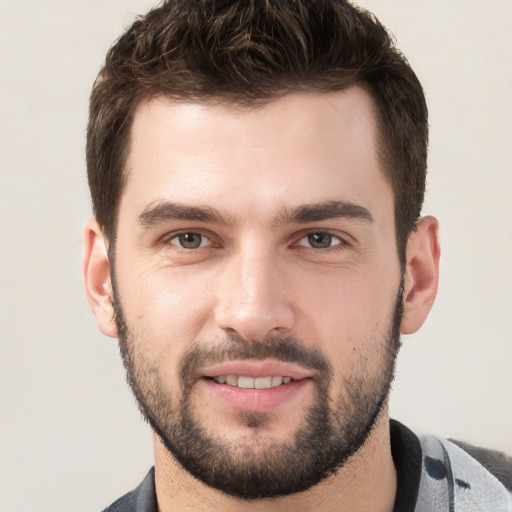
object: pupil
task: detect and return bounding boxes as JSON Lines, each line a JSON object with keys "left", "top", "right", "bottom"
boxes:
{"left": 308, "top": 233, "right": 331, "bottom": 248}
{"left": 179, "top": 232, "right": 202, "bottom": 248}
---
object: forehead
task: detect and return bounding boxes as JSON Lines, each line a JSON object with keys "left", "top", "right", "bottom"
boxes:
{"left": 121, "top": 88, "right": 392, "bottom": 224}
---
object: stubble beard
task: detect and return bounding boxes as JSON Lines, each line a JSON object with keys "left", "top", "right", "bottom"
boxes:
{"left": 112, "top": 279, "right": 403, "bottom": 500}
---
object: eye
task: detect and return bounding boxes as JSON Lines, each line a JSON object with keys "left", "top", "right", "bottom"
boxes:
{"left": 169, "top": 232, "right": 210, "bottom": 249}
{"left": 297, "top": 232, "right": 344, "bottom": 249}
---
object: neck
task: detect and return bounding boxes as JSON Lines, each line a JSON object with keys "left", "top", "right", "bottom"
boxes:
{"left": 153, "top": 408, "right": 397, "bottom": 512}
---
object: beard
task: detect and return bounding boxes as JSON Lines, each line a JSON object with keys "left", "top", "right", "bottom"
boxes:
{"left": 112, "top": 278, "right": 403, "bottom": 500}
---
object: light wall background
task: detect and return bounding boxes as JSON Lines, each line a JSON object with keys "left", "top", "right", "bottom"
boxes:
{"left": 0, "top": 1, "right": 510, "bottom": 511}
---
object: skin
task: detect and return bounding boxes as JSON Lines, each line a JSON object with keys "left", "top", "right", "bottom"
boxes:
{"left": 84, "top": 87, "right": 440, "bottom": 511}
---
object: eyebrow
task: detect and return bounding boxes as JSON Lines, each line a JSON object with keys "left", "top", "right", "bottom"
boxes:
{"left": 137, "top": 199, "right": 373, "bottom": 229}
{"left": 272, "top": 200, "right": 373, "bottom": 226}
{"left": 137, "top": 202, "right": 231, "bottom": 227}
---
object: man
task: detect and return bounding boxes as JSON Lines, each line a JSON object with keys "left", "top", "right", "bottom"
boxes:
{"left": 82, "top": 1, "right": 512, "bottom": 510}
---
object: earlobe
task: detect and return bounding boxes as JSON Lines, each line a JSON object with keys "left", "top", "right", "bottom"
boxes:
{"left": 83, "top": 219, "right": 117, "bottom": 338}
{"left": 401, "top": 216, "right": 440, "bottom": 334}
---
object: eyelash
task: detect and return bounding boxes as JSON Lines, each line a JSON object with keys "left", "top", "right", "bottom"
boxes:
{"left": 294, "top": 231, "right": 347, "bottom": 251}
{"left": 162, "top": 230, "right": 349, "bottom": 252}
{"left": 164, "top": 230, "right": 217, "bottom": 250}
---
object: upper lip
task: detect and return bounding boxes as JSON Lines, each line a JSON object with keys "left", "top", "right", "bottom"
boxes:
{"left": 199, "top": 359, "right": 313, "bottom": 380}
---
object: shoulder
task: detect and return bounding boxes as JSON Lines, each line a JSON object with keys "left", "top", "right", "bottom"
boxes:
{"left": 101, "top": 467, "right": 157, "bottom": 512}
{"left": 416, "top": 434, "right": 512, "bottom": 511}
{"left": 449, "top": 438, "right": 512, "bottom": 492}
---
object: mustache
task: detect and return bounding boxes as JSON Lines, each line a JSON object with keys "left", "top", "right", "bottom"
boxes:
{"left": 179, "top": 335, "right": 332, "bottom": 387}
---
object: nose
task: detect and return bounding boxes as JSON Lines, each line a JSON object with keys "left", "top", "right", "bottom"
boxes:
{"left": 214, "top": 243, "right": 296, "bottom": 342}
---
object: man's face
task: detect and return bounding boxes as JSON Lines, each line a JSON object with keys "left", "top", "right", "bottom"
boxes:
{"left": 112, "top": 88, "right": 404, "bottom": 498}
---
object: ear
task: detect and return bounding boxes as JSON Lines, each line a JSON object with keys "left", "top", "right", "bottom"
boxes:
{"left": 401, "top": 216, "right": 440, "bottom": 334}
{"left": 82, "top": 219, "right": 117, "bottom": 338}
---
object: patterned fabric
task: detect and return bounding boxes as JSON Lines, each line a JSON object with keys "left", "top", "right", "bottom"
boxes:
{"left": 416, "top": 435, "right": 512, "bottom": 512}
{"left": 100, "top": 422, "right": 512, "bottom": 511}
{"left": 450, "top": 439, "right": 512, "bottom": 491}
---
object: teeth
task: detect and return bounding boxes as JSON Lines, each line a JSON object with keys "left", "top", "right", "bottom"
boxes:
{"left": 226, "top": 375, "right": 238, "bottom": 386}
{"left": 238, "top": 376, "right": 255, "bottom": 389}
{"left": 254, "top": 376, "right": 272, "bottom": 389}
{"left": 271, "top": 376, "right": 283, "bottom": 387}
{"left": 213, "top": 375, "right": 293, "bottom": 389}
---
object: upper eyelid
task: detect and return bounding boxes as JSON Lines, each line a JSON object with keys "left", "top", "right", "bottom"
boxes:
{"left": 294, "top": 234, "right": 347, "bottom": 250}
{"left": 158, "top": 228, "right": 352, "bottom": 247}
{"left": 161, "top": 229, "right": 218, "bottom": 246}
{"left": 292, "top": 229, "right": 351, "bottom": 244}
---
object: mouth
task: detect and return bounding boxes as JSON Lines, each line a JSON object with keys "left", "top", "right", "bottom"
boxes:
{"left": 198, "top": 360, "right": 313, "bottom": 413}
{"left": 209, "top": 375, "right": 293, "bottom": 389}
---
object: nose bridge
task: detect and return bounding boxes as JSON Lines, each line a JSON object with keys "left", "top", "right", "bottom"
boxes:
{"left": 214, "top": 238, "right": 294, "bottom": 341}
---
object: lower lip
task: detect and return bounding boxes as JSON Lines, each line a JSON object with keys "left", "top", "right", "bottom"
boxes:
{"left": 202, "top": 378, "right": 312, "bottom": 413}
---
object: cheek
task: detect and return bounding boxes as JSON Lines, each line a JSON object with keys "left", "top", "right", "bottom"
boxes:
{"left": 297, "top": 265, "right": 400, "bottom": 359}
{"left": 117, "top": 261, "right": 217, "bottom": 351}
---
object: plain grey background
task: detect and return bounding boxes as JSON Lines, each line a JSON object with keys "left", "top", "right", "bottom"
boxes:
{"left": 0, "top": 1, "right": 511, "bottom": 510}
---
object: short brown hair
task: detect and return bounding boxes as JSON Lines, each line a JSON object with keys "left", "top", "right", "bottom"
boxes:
{"left": 87, "top": 0, "right": 428, "bottom": 262}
